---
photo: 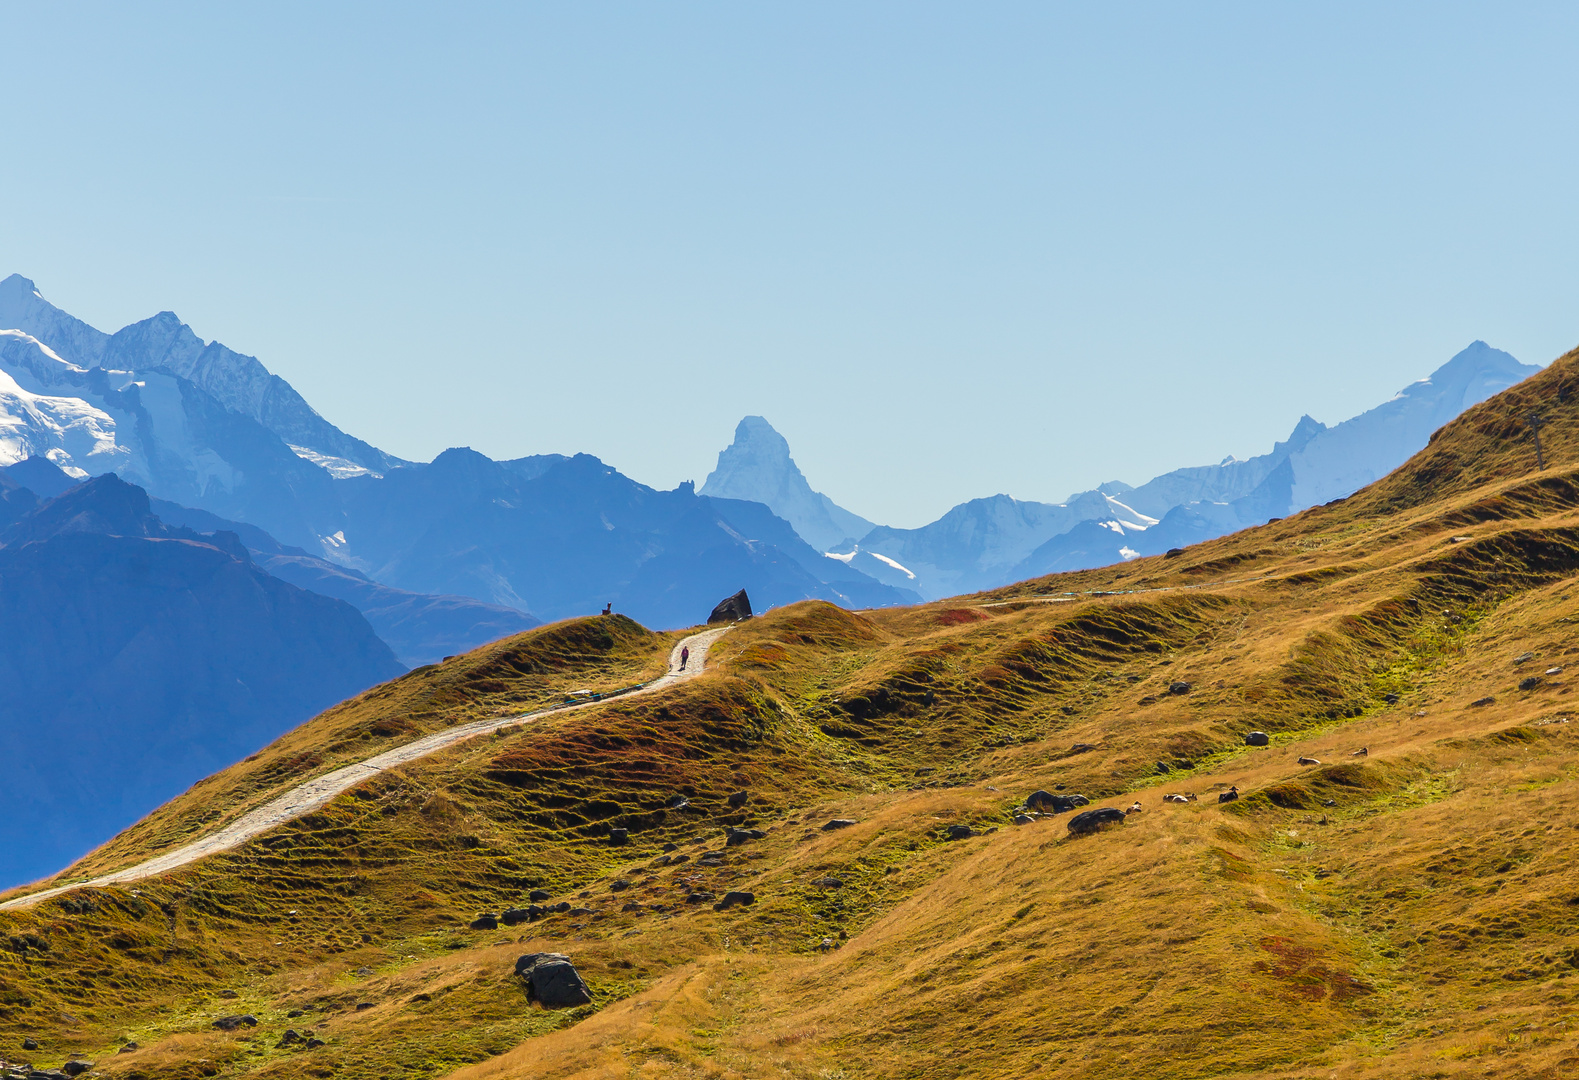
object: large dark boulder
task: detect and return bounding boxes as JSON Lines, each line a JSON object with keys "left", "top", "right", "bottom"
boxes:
{"left": 1244, "top": 731, "right": 1270, "bottom": 746}
{"left": 514, "top": 953, "right": 592, "bottom": 1007}
{"left": 708, "top": 589, "right": 753, "bottom": 624}
{"left": 1066, "top": 808, "right": 1126, "bottom": 836}
{"left": 1027, "top": 791, "right": 1088, "bottom": 814}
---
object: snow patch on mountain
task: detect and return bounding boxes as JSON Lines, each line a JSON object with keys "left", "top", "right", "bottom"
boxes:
{"left": 291, "top": 445, "right": 382, "bottom": 479}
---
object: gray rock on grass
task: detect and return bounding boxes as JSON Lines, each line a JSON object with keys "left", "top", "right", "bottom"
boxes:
{"left": 514, "top": 953, "right": 593, "bottom": 1007}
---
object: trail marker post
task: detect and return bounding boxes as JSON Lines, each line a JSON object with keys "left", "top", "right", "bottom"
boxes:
{"left": 1525, "top": 410, "right": 1548, "bottom": 470}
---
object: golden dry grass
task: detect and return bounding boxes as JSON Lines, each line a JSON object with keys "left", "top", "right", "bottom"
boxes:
{"left": 5, "top": 350, "right": 1579, "bottom": 1079}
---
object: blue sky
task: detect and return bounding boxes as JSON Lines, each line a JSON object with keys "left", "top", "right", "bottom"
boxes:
{"left": 3, "top": 2, "right": 1576, "bottom": 526}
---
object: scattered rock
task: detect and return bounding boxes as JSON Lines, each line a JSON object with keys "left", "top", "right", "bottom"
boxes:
{"left": 651, "top": 855, "right": 673, "bottom": 867}
{"left": 528, "top": 889, "right": 551, "bottom": 902}
{"left": 698, "top": 852, "right": 727, "bottom": 865}
{"left": 725, "top": 827, "right": 766, "bottom": 847}
{"left": 1068, "top": 742, "right": 1098, "bottom": 754}
{"left": 812, "top": 876, "right": 844, "bottom": 889}
{"left": 708, "top": 589, "right": 753, "bottom": 624}
{"left": 212, "top": 1015, "right": 258, "bottom": 1031}
{"left": 355, "top": 1002, "right": 374, "bottom": 1011}
{"left": 1168, "top": 681, "right": 1192, "bottom": 695}
{"left": 661, "top": 842, "right": 679, "bottom": 852}
{"left": 218, "top": 989, "right": 240, "bottom": 999}
{"left": 1165, "top": 547, "right": 1185, "bottom": 558}
{"left": 727, "top": 790, "right": 749, "bottom": 808}
{"left": 286, "top": 1009, "right": 304, "bottom": 1018}
{"left": 945, "top": 824, "right": 976, "bottom": 841}
{"left": 668, "top": 796, "right": 690, "bottom": 810}
{"left": 277, "top": 1030, "right": 305, "bottom": 1048}
{"left": 1384, "top": 693, "right": 1400, "bottom": 704}
{"left": 607, "top": 828, "right": 629, "bottom": 846}
{"left": 669, "top": 854, "right": 690, "bottom": 864}
{"left": 1514, "top": 652, "right": 1536, "bottom": 665}
{"left": 1067, "top": 808, "right": 1126, "bottom": 835}
{"left": 621, "top": 902, "right": 644, "bottom": 912}
{"left": 1155, "top": 761, "right": 1171, "bottom": 773}
{"left": 515, "top": 953, "right": 594, "bottom": 1007}
{"left": 470, "top": 914, "right": 499, "bottom": 930}
{"left": 1520, "top": 676, "right": 1543, "bottom": 691}
{"left": 1548, "top": 666, "right": 1564, "bottom": 676}
{"left": 567, "top": 907, "right": 596, "bottom": 916}
{"left": 1244, "top": 731, "right": 1270, "bottom": 746}
{"left": 306, "top": 1037, "right": 326, "bottom": 1049}
{"left": 821, "top": 819, "right": 858, "bottom": 831}
{"left": 610, "top": 880, "right": 632, "bottom": 892}
{"left": 22, "top": 1039, "right": 37, "bottom": 1051}
{"left": 501, "top": 907, "right": 533, "bottom": 926}
{"left": 685, "top": 892, "right": 716, "bottom": 904}
{"left": 118, "top": 1042, "right": 138, "bottom": 1053}
{"left": 354, "top": 966, "right": 373, "bottom": 977}
{"left": 61, "top": 1064, "right": 93, "bottom": 1078}
{"left": 713, "top": 891, "right": 756, "bottom": 911}
{"left": 1013, "top": 813, "right": 1034, "bottom": 825}
{"left": 1472, "top": 696, "right": 1496, "bottom": 707}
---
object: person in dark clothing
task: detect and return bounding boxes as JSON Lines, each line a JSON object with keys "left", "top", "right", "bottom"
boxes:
{"left": 679, "top": 645, "right": 690, "bottom": 671}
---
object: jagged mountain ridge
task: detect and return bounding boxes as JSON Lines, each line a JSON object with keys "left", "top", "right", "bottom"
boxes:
{"left": 838, "top": 342, "right": 1539, "bottom": 596}
{"left": 0, "top": 275, "right": 399, "bottom": 474}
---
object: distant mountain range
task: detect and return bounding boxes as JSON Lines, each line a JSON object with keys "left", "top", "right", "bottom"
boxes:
{"left": 0, "top": 275, "right": 915, "bottom": 631}
{"left": 0, "top": 470, "right": 405, "bottom": 887}
{"left": 700, "top": 342, "right": 1539, "bottom": 598}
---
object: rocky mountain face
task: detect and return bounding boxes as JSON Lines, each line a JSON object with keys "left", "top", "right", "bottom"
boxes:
{"left": 700, "top": 416, "right": 874, "bottom": 551}
{"left": 0, "top": 274, "right": 399, "bottom": 474}
{"left": 0, "top": 473, "right": 404, "bottom": 887}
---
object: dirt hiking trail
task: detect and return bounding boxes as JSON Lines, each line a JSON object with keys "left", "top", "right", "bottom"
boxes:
{"left": 1, "top": 626, "right": 731, "bottom": 911}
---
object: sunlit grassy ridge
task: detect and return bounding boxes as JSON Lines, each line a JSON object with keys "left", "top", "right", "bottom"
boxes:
{"left": 3, "top": 350, "right": 1579, "bottom": 1078}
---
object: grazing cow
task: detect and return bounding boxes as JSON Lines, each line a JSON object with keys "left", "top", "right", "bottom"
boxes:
{"left": 1163, "top": 793, "right": 1189, "bottom": 804}
{"left": 1297, "top": 756, "right": 1320, "bottom": 766}
{"left": 1218, "top": 786, "right": 1239, "bottom": 804}
{"left": 1125, "top": 801, "right": 1144, "bottom": 815}
{"left": 818, "top": 937, "right": 834, "bottom": 953}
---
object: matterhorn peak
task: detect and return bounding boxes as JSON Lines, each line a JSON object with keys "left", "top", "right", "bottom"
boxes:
{"left": 700, "top": 415, "right": 875, "bottom": 552}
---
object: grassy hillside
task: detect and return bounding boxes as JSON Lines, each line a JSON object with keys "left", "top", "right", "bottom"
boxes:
{"left": 3, "top": 350, "right": 1579, "bottom": 1078}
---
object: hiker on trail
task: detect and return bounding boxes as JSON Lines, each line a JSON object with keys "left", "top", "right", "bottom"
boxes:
{"left": 680, "top": 645, "right": 690, "bottom": 671}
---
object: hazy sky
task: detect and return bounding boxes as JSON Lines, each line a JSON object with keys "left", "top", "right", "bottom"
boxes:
{"left": 4, "top": 3, "right": 1576, "bottom": 526}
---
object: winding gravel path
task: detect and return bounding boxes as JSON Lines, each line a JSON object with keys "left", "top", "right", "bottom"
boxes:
{"left": 1, "top": 626, "right": 732, "bottom": 911}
